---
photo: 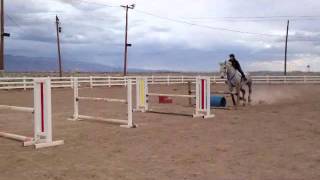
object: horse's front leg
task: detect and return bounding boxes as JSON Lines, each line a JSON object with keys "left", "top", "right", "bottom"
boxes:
{"left": 240, "top": 88, "right": 246, "bottom": 106}
{"left": 236, "top": 85, "right": 240, "bottom": 108}
{"left": 229, "top": 86, "right": 237, "bottom": 107}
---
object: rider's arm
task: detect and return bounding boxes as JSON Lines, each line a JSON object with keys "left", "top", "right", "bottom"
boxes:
{"left": 234, "top": 60, "right": 246, "bottom": 77}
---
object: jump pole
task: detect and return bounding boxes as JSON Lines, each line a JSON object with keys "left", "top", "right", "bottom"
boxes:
{"left": 134, "top": 77, "right": 148, "bottom": 112}
{"left": 193, "top": 77, "right": 214, "bottom": 118}
{"left": 69, "top": 78, "right": 136, "bottom": 128}
{"left": 0, "top": 78, "right": 64, "bottom": 149}
{"left": 135, "top": 76, "right": 214, "bottom": 119}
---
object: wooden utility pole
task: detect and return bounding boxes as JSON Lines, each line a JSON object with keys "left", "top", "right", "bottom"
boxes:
{"left": 0, "top": 0, "right": 5, "bottom": 72}
{"left": 121, "top": 4, "right": 135, "bottom": 76}
{"left": 56, "top": 15, "right": 63, "bottom": 77}
{"left": 284, "top": 20, "right": 289, "bottom": 76}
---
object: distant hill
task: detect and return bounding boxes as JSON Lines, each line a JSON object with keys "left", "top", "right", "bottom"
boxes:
{"left": 4, "top": 55, "right": 123, "bottom": 72}
{"left": 3, "top": 55, "right": 319, "bottom": 76}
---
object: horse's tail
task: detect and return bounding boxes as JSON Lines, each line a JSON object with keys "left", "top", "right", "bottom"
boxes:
{"left": 248, "top": 80, "right": 252, "bottom": 93}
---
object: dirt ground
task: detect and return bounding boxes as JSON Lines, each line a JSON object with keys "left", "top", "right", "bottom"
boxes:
{"left": 0, "top": 83, "right": 320, "bottom": 180}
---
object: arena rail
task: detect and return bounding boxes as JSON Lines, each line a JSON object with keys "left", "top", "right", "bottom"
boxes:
{"left": 0, "top": 75, "right": 320, "bottom": 90}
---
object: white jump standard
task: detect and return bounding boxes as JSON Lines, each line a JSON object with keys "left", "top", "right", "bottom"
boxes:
{"left": 69, "top": 78, "right": 136, "bottom": 128}
{"left": 135, "top": 76, "right": 214, "bottom": 118}
{"left": 0, "top": 78, "right": 64, "bottom": 149}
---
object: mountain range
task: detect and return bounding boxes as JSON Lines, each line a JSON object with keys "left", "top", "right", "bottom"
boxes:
{"left": 4, "top": 55, "right": 125, "bottom": 72}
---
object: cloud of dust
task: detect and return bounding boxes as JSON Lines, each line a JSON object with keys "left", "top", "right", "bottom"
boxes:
{"left": 251, "top": 87, "right": 299, "bottom": 105}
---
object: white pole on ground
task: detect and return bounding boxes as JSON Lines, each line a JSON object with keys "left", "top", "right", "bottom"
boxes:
{"left": 0, "top": 132, "right": 33, "bottom": 142}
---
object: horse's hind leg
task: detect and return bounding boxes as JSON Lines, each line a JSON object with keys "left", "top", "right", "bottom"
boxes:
{"left": 248, "top": 81, "right": 252, "bottom": 104}
{"left": 240, "top": 88, "right": 246, "bottom": 106}
{"left": 231, "top": 94, "right": 236, "bottom": 106}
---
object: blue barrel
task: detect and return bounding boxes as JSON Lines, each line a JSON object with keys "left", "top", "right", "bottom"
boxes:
{"left": 210, "top": 96, "right": 227, "bottom": 107}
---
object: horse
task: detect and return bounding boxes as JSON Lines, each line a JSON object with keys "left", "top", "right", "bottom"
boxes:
{"left": 219, "top": 61, "right": 252, "bottom": 107}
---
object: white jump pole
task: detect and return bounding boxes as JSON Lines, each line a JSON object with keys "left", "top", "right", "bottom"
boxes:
{"left": 70, "top": 77, "right": 79, "bottom": 120}
{"left": 69, "top": 78, "right": 136, "bottom": 128}
{"left": 0, "top": 78, "right": 64, "bottom": 149}
{"left": 120, "top": 79, "right": 134, "bottom": 128}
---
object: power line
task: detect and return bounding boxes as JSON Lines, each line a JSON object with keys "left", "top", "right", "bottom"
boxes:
{"left": 134, "top": 9, "right": 282, "bottom": 37}
{"left": 77, "top": 0, "right": 119, "bottom": 8}
{"left": 5, "top": 13, "right": 23, "bottom": 29}
{"left": 184, "top": 15, "right": 320, "bottom": 20}
{"left": 184, "top": 18, "right": 320, "bottom": 22}
{"left": 61, "top": 1, "right": 316, "bottom": 38}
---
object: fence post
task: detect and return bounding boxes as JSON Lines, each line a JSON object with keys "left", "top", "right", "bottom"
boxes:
{"left": 304, "top": 75, "right": 307, "bottom": 83}
{"left": 108, "top": 76, "right": 111, "bottom": 87}
{"left": 181, "top": 76, "right": 184, "bottom": 84}
{"left": 167, "top": 75, "right": 170, "bottom": 85}
{"left": 284, "top": 76, "right": 287, "bottom": 84}
{"left": 89, "top": 76, "right": 93, "bottom": 88}
{"left": 152, "top": 75, "right": 154, "bottom": 84}
{"left": 267, "top": 75, "right": 270, "bottom": 84}
{"left": 188, "top": 81, "right": 192, "bottom": 106}
{"left": 23, "top": 76, "right": 26, "bottom": 90}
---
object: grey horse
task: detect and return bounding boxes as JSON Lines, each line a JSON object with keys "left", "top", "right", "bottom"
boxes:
{"left": 219, "top": 61, "right": 252, "bottom": 106}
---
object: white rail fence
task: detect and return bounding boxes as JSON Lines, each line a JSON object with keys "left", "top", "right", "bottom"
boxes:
{"left": 0, "top": 75, "right": 319, "bottom": 90}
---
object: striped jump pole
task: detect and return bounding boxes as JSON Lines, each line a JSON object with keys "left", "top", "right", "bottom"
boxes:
{"left": 134, "top": 77, "right": 148, "bottom": 112}
{"left": 135, "top": 76, "right": 214, "bottom": 119}
{"left": 0, "top": 78, "right": 64, "bottom": 149}
{"left": 193, "top": 77, "right": 214, "bottom": 118}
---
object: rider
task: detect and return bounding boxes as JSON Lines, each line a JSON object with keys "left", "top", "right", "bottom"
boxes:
{"left": 228, "top": 54, "right": 247, "bottom": 81}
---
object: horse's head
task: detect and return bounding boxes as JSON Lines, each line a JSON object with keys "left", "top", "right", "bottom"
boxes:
{"left": 219, "top": 61, "right": 227, "bottom": 78}
{"left": 219, "top": 61, "right": 234, "bottom": 79}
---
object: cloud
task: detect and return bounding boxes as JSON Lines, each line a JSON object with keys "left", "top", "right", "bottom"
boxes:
{"left": 3, "top": 0, "right": 320, "bottom": 72}
{"left": 247, "top": 56, "right": 320, "bottom": 72}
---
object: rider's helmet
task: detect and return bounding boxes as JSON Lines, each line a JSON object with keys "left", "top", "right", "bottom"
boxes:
{"left": 229, "top": 54, "right": 235, "bottom": 58}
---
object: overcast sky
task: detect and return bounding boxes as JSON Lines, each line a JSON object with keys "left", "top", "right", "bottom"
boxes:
{"left": 4, "top": 0, "right": 320, "bottom": 72}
